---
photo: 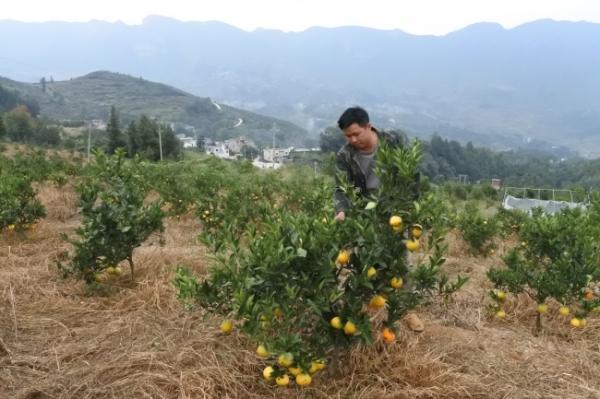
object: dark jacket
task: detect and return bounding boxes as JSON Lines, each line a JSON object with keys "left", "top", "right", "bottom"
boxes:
{"left": 334, "top": 129, "right": 414, "bottom": 213}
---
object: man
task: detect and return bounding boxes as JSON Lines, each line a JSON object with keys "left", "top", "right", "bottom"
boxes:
{"left": 333, "top": 106, "right": 424, "bottom": 332}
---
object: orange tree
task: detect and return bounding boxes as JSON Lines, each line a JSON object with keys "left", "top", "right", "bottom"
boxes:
{"left": 174, "top": 140, "right": 464, "bottom": 386}
{"left": 0, "top": 173, "right": 46, "bottom": 231}
{"left": 456, "top": 203, "right": 499, "bottom": 256}
{"left": 488, "top": 202, "right": 600, "bottom": 330}
{"left": 59, "top": 149, "right": 164, "bottom": 284}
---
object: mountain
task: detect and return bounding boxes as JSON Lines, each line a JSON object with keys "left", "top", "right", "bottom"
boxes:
{"left": 1, "top": 17, "right": 599, "bottom": 156}
{"left": 0, "top": 71, "right": 308, "bottom": 147}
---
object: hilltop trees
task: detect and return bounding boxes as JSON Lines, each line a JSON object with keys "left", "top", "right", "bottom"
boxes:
{"left": 4, "top": 106, "right": 35, "bottom": 142}
{"left": 125, "top": 115, "right": 181, "bottom": 161}
{"left": 106, "top": 106, "right": 126, "bottom": 155}
{"left": 319, "top": 126, "right": 346, "bottom": 153}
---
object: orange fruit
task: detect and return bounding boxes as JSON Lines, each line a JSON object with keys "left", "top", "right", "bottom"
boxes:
{"left": 276, "top": 374, "right": 290, "bottom": 386}
{"left": 389, "top": 215, "right": 402, "bottom": 228}
{"left": 536, "top": 304, "right": 548, "bottom": 314}
{"left": 411, "top": 224, "right": 423, "bottom": 238}
{"left": 220, "top": 319, "right": 233, "bottom": 334}
{"left": 367, "top": 267, "right": 377, "bottom": 279}
{"left": 390, "top": 277, "right": 403, "bottom": 289}
{"left": 295, "top": 373, "right": 312, "bottom": 387}
{"left": 382, "top": 328, "right": 396, "bottom": 343}
{"left": 558, "top": 306, "right": 570, "bottom": 316}
{"left": 278, "top": 352, "right": 294, "bottom": 367}
{"left": 343, "top": 321, "right": 357, "bottom": 335}
{"left": 405, "top": 240, "right": 420, "bottom": 252}
{"left": 330, "top": 316, "right": 343, "bottom": 329}
{"left": 263, "top": 366, "right": 275, "bottom": 380}
{"left": 369, "top": 295, "right": 386, "bottom": 309}
{"left": 336, "top": 250, "right": 350, "bottom": 265}
{"left": 256, "top": 344, "right": 269, "bottom": 358}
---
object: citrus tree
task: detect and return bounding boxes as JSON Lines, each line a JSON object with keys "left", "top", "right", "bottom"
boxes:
{"left": 456, "top": 203, "right": 498, "bottom": 256}
{"left": 59, "top": 149, "right": 164, "bottom": 284}
{"left": 0, "top": 173, "right": 46, "bottom": 232}
{"left": 488, "top": 203, "right": 600, "bottom": 330}
{"left": 174, "top": 140, "right": 465, "bottom": 387}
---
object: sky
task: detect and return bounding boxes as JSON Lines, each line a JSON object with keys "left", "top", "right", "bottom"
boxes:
{"left": 1, "top": 0, "right": 600, "bottom": 35}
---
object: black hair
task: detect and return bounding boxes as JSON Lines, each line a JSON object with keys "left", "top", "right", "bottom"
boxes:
{"left": 337, "top": 106, "right": 369, "bottom": 130}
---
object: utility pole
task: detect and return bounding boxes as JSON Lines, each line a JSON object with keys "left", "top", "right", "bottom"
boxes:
{"left": 158, "top": 123, "right": 163, "bottom": 161}
{"left": 87, "top": 121, "right": 91, "bottom": 163}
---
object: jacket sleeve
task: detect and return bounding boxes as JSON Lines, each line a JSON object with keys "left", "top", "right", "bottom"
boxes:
{"left": 334, "top": 152, "right": 352, "bottom": 214}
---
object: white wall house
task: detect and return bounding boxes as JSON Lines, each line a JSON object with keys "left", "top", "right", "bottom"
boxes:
{"left": 263, "top": 147, "right": 293, "bottom": 163}
{"left": 180, "top": 137, "right": 197, "bottom": 148}
{"left": 224, "top": 136, "right": 256, "bottom": 154}
{"left": 252, "top": 159, "right": 283, "bottom": 170}
{"left": 206, "top": 144, "right": 231, "bottom": 159}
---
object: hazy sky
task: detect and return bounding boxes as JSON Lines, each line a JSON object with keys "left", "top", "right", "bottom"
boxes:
{"left": 2, "top": 0, "right": 600, "bottom": 35}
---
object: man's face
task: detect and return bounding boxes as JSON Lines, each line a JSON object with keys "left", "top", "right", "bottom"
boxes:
{"left": 343, "top": 123, "right": 374, "bottom": 151}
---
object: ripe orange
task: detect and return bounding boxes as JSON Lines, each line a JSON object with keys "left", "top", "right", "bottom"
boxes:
{"left": 390, "top": 277, "right": 403, "bottom": 289}
{"left": 558, "top": 306, "right": 570, "bottom": 316}
{"left": 536, "top": 304, "right": 548, "bottom": 314}
{"left": 411, "top": 224, "right": 423, "bottom": 238}
{"left": 584, "top": 290, "right": 594, "bottom": 300}
{"left": 220, "top": 319, "right": 233, "bottom": 334}
{"left": 369, "top": 295, "right": 386, "bottom": 309}
{"left": 309, "top": 360, "right": 326, "bottom": 374}
{"left": 382, "top": 328, "right": 396, "bottom": 343}
{"left": 278, "top": 352, "right": 294, "bottom": 367}
{"left": 336, "top": 250, "right": 350, "bottom": 265}
{"left": 276, "top": 374, "right": 290, "bottom": 386}
{"left": 495, "top": 291, "right": 506, "bottom": 301}
{"left": 343, "top": 321, "right": 357, "bottom": 335}
{"left": 367, "top": 267, "right": 377, "bottom": 279}
{"left": 389, "top": 215, "right": 402, "bottom": 228}
{"left": 495, "top": 310, "right": 506, "bottom": 319}
{"left": 263, "top": 366, "right": 274, "bottom": 380}
{"left": 295, "top": 373, "right": 312, "bottom": 387}
{"left": 330, "top": 316, "right": 343, "bottom": 329}
{"left": 256, "top": 344, "right": 269, "bottom": 358}
{"left": 405, "top": 239, "right": 420, "bottom": 252}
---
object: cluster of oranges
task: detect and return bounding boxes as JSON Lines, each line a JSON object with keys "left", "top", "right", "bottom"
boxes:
{"left": 493, "top": 290, "right": 598, "bottom": 328}
{"left": 219, "top": 319, "right": 321, "bottom": 387}
{"left": 3, "top": 223, "right": 37, "bottom": 232}
{"left": 388, "top": 215, "right": 422, "bottom": 251}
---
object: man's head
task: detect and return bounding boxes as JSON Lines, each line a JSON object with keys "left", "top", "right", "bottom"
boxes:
{"left": 337, "top": 106, "right": 377, "bottom": 152}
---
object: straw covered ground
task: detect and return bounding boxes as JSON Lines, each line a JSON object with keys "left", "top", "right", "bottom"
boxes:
{"left": 1, "top": 183, "right": 600, "bottom": 399}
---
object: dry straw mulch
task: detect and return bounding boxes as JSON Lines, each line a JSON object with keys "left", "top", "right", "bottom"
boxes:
{"left": 1, "top": 184, "right": 600, "bottom": 398}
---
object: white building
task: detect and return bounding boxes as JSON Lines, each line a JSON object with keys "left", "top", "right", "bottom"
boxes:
{"left": 252, "top": 159, "right": 282, "bottom": 170}
{"left": 180, "top": 137, "right": 197, "bottom": 149}
{"left": 224, "top": 136, "right": 256, "bottom": 154}
{"left": 263, "top": 147, "right": 293, "bottom": 163}
{"left": 206, "top": 144, "right": 231, "bottom": 159}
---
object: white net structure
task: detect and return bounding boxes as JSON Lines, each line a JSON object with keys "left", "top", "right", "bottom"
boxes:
{"left": 501, "top": 187, "right": 587, "bottom": 215}
{"left": 502, "top": 195, "right": 586, "bottom": 215}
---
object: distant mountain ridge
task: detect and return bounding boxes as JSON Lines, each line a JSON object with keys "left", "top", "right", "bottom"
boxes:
{"left": 1, "top": 17, "right": 599, "bottom": 156}
{"left": 0, "top": 71, "right": 308, "bottom": 147}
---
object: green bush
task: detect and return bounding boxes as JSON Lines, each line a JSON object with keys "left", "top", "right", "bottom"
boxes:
{"left": 0, "top": 173, "right": 46, "bottom": 230}
{"left": 456, "top": 203, "right": 498, "bottom": 255}
{"left": 59, "top": 149, "right": 164, "bottom": 284}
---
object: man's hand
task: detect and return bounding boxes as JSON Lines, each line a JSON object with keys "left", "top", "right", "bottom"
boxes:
{"left": 334, "top": 211, "right": 346, "bottom": 222}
